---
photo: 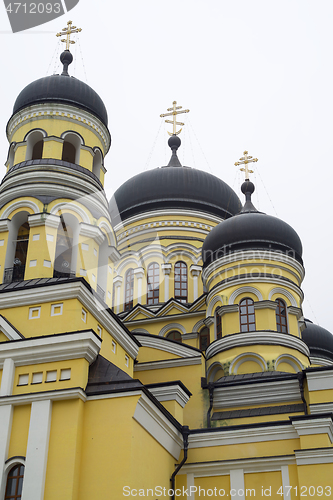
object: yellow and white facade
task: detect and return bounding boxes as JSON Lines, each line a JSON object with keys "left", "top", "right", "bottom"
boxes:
{"left": 0, "top": 46, "right": 332, "bottom": 500}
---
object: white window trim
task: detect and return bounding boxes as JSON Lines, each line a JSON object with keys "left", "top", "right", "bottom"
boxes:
{"left": 29, "top": 307, "right": 41, "bottom": 320}
{"left": 51, "top": 303, "right": 63, "bottom": 317}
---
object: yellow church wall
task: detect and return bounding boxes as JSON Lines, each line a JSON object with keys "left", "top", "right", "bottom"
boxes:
{"left": 188, "top": 439, "right": 300, "bottom": 463}
{"left": 308, "top": 388, "right": 333, "bottom": 405}
{"left": 174, "top": 474, "right": 187, "bottom": 498}
{"left": 7, "top": 404, "right": 31, "bottom": 459}
{"left": 12, "top": 144, "right": 26, "bottom": 164}
{"left": 298, "top": 433, "right": 331, "bottom": 449}
{"left": 78, "top": 395, "right": 175, "bottom": 499}
{"left": 161, "top": 399, "right": 184, "bottom": 424}
{"left": 244, "top": 470, "right": 282, "bottom": 498}
{"left": 221, "top": 310, "right": 239, "bottom": 335}
{"left": 79, "top": 149, "right": 93, "bottom": 170}
{"left": 193, "top": 475, "right": 230, "bottom": 497}
{"left": 42, "top": 138, "right": 63, "bottom": 160}
{"left": 44, "top": 398, "right": 84, "bottom": 500}
{"left": 77, "top": 236, "right": 99, "bottom": 290}
{"left": 24, "top": 223, "right": 58, "bottom": 280}
{"left": 13, "top": 358, "right": 89, "bottom": 395}
{"left": 0, "top": 333, "right": 8, "bottom": 342}
{"left": 295, "top": 463, "right": 333, "bottom": 491}
{"left": 255, "top": 307, "right": 277, "bottom": 331}
{"left": 135, "top": 363, "right": 205, "bottom": 429}
{"left": 288, "top": 464, "right": 299, "bottom": 500}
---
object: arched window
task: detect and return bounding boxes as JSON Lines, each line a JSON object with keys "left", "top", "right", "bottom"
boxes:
{"left": 32, "top": 140, "right": 43, "bottom": 160}
{"left": 166, "top": 330, "right": 182, "bottom": 343}
{"left": 216, "top": 308, "right": 222, "bottom": 340}
{"left": 174, "top": 261, "right": 187, "bottom": 303}
{"left": 239, "top": 298, "right": 256, "bottom": 332}
{"left": 124, "top": 268, "right": 134, "bottom": 311}
{"left": 25, "top": 130, "right": 45, "bottom": 161}
{"left": 199, "top": 326, "right": 210, "bottom": 350}
{"left": 147, "top": 263, "right": 159, "bottom": 305}
{"left": 62, "top": 141, "right": 76, "bottom": 163}
{"left": 276, "top": 299, "right": 288, "bottom": 333}
{"left": 92, "top": 149, "right": 103, "bottom": 179}
{"left": 5, "top": 464, "right": 24, "bottom": 499}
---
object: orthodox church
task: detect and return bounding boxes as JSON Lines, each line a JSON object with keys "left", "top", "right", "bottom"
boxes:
{"left": 0, "top": 22, "right": 332, "bottom": 500}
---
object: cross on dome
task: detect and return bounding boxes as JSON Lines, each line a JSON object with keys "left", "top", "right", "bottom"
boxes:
{"left": 160, "top": 101, "right": 190, "bottom": 136}
{"left": 235, "top": 150, "right": 258, "bottom": 180}
{"left": 56, "top": 20, "right": 82, "bottom": 51}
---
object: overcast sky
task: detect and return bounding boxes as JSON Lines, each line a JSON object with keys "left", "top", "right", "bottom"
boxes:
{"left": 0, "top": 0, "right": 332, "bottom": 331}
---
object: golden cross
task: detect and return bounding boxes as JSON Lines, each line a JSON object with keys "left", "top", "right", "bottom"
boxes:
{"left": 235, "top": 150, "right": 258, "bottom": 180}
{"left": 160, "top": 101, "right": 190, "bottom": 136}
{"left": 56, "top": 20, "right": 82, "bottom": 51}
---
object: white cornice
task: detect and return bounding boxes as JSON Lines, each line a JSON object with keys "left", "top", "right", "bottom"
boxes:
{"left": 182, "top": 454, "right": 296, "bottom": 476}
{"left": 113, "top": 209, "right": 222, "bottom": 232}
{"left": 28, "top": 213, "right": 60, "bottom": 228}
{"left": 310, "top": 402, "right": 333, "bottom": 414}
{"left": 7, "top": 103, "right": 111, "bottom": 154}
{"left": 188, "top": 424, "right": 298, "bottom": 448}
{"left": 0, "top": 388, "right": 86, "bottom": 406}
{"left": 117, "top": 224, "right": 210, "bottom": 246}
{"left": 291, "top": 417, "right": 333, "bottom": 443}
{"left": 0, "top": 281, "right": 139, "bottom": 359}
{"left": 213, "top": 378, "right": 302, "bottom": 408}
{"left": 79, "top": 223, "right": 105, "bottom": 245}
{"left": 134, "top": 356, "right": 202, "bottom": 371}
{"left": 206, "top": 331, "right": 310, "bottom": 359}
{"left": 203, "top": 250, "right": 305, "bottom": 283}
{"left": 294, "top": 447, "right": 333, "bottom": 465}
{"left": 306, "top": 370, "right": 333, "bottom": 391}
{"left": 148, "top": 384, "right": 190, "bottom": 408}
{"left": 133, "top": 334, "right": 200, "bottom": 358}
{"left": 309, "top": 357, "right": 333, "bottom": 367}
{"left": 0, "top": 330, "right": 101, "bottom": 367}
{"left": 133, "top": 393, "right": 183, "bottom": 460}
{"left": 0, "top": 220, "right": 10, "bottom": 232}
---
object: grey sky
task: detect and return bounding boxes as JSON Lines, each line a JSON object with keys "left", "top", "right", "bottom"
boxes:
{"left": 0, "top": 0, "right": 331, "bottom": 330}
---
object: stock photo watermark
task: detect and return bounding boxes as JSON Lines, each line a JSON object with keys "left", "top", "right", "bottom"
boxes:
{"left": 3, "top": 0, "right": 79, "bottom": 32}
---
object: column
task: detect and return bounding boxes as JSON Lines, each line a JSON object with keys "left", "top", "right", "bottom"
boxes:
{"left": 134, "top": 267, "right": 145, "bottom": 305}
{"left": 113, "top": 276, "right": 123, "bottom": 314}
{"left": 161, "top": 263, "right": 172, "bottom": 302}
{"left": 0, "top": 358, "right": 15, "bottom": 396}
{"left": 0, "top": 406, "right": 13, "bottom": 499}
{"left": 230, "top": 469, "right": 245, "bottom": 500}
{"left": 21, "top": 400, "right": 52, "bottom": 500}
{"left": 190, "top": 265, "right": 202, "bottom": 302}
{"left": 187, "top": 473, "right": 195, "bottom": 500}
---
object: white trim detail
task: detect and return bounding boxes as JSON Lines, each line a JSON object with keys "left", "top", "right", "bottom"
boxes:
{"left": 0, "top": 316, "right": 22, "bottom": 341}
{"left": 133, "top": 393, "right": 183, "bottom": 460}
{"left": 281, "top": 466, "right": 290, "bottom": 500}
{"left": 133, "top": 334, "right": 199, "bottom": 358}
{"left": 50, "top": 202, "right": 90, "bottom": 224}
{"left": 147, "top": 384, "right": 190, "bottom": 408}
{"left": 268, "top": 287, "right": 297, "bottom": 307}
{"left": 229, "top": 287, "right": 263, "bottom": 305}
{"left": 0, "top": 358, "right": 15, "bottom": 396}
{"left": 291, "top": 417, "right": 333, "bottom": 443}
{"left": 28, "top": 306, "right": 41, "bottom": 319}
{"left": 294, "top": 447, "right": 333, "bottom": 465}
{"left": 134, "top": 356, "right": 202, "bottom": 371}
{"left": 188, "top": 425, "right": 298, "bottom": 448}
{"left": 207, "top": 296, "right": 224, "bottom": 317}
{"left": 0, "top": 330, "right": 101, "bottom": 367}
{"left": 206, "top": 331, "right": 310, "bottom": 359}
{"left": 310, "top": 402, "right": 333, "bottom": 414}
{"left": 159, "top": 323, "right": 187, "bottom": 337}
{"left": 306, "top": 370, "right": 333, "bottom": 392}
{"left": 230, "top": 353, "right": 267, "bottom": 375}
{"left": 230, "top": 469, "right": 245, "bottom": 500}
{"left": 1, "top": 200, "right": 39, "bottom": 219}
{"left": 0, "top": 388, "right": 86, "bottom": 407}
{"left": 51, "top": 303, "right": 63, "bottom": 317}
{"left": 275, "top": 354, "right": 303, "bottom": 373}
{"left": 21, "top": 399, "right": 52, "bottom": 500}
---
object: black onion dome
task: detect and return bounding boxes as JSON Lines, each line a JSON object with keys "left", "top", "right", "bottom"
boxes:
{"left": 12, "top": 53, "right": 108, "bottom": 127}
{"left": 109, "top": 166, "right": 242, "bottom": 225}
{"left": 302, "top": 320, "right": 333, "bottom": 363}
{"left": 202, "top": 180, "right": 303, "bottom": 267}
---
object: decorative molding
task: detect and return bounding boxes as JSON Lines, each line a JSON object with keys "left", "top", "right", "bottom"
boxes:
{"left": 203, "top": 316, "right": 214, "bottom": 328}
{"left": 133, "top": 333, "right": 198, "bottom": 358}
{"left": 213, "top": 379, "right": 302, "bottom": 409}
{"left": 7, "top": 103, "right": 111, "bottom": 154}
{"left": 0, "top": 388, "right": 86, "bottom": 407}
{"left": 229, "top": 287, "right": 263, "bottom": 304}
{"left": 190, "top": 265, "right": 202, "bottom": 277}
{"left": 182, "top": 454, "right": 296, "bottom": 477}
{"left": 294, "top": 447, "right": 333, "bottom": 465}
{"left": 133, "top": 393, "right": 183, "bottom": 460}
{"left": 159, "top": 323, "right": 187, "bottom": 337}
{"left": 275, "top": 354, "right": 303, "bottom": 372}
{"left": 206, "top": 331, "right": 310, "bottom": 359}
{"left": 309, "top": 356, "right": 333, "bottom": 367}
{"left": 253, "top": 300, "right": 278, "bottom": 310}
{"left": 161, "top": 263, "right": 172, "bottom": 275}
{"left": 310, "top": 402, "right": 333, "bottom": 414}
{"left": 230, "top": 352, "right": 267, "bottom": 375}
{"left": 291, "top": 417, "right": 333, "bottom": 443}
{"left": 268, "top": 287, "right": 298, "bottom": 307}
{"left": 147, "top": 384, "right": 190, "bottom": 408}
{"left": 79, "top": 223, "right": 105, "bottom": 245}
{"left": 188, "top": 425, "right": 298, "bottom": 449}
{"left": 50, "top": 202, "right": 90, "bottom": 224}
{"left": 306, "top": 370, "right": 333, "bottom": 392}
{"left": 1, "top": 200, "right": 39, "bottom": 219}
{"left": 0, "top": 330, "right": 101, "bottom": 367}
{"left": 134, "top": 267, "right": 145, "bottom": 279}
{"left": 0, "top": 220, "right": 10, "bottom": 232}
{"left": 134, "top": 356, "right": 202, "bottom": 371}
{"left": 28, "top": 213, "right": 60, "bottom": 229}
{"left": 207, "top": 296, "right": 223, "bottom": 317}
{"left": 218, "top": 304, "right": 239, "bottom": 316}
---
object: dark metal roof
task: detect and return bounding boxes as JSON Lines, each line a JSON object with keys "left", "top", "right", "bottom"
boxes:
{"left": 109, "top": 165, "right": 242, "bottom": 224}
{"left": 12, "top": 73, "right": 108, "bottom": 127}
{"left": 212, "top": 403, "right": 304, "bottom": 420}
{"left": 202, "top": 181, "right": 303, "bottom": 267}
{"left": 302, "top": 320, "right": 333, "bottom": 362}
